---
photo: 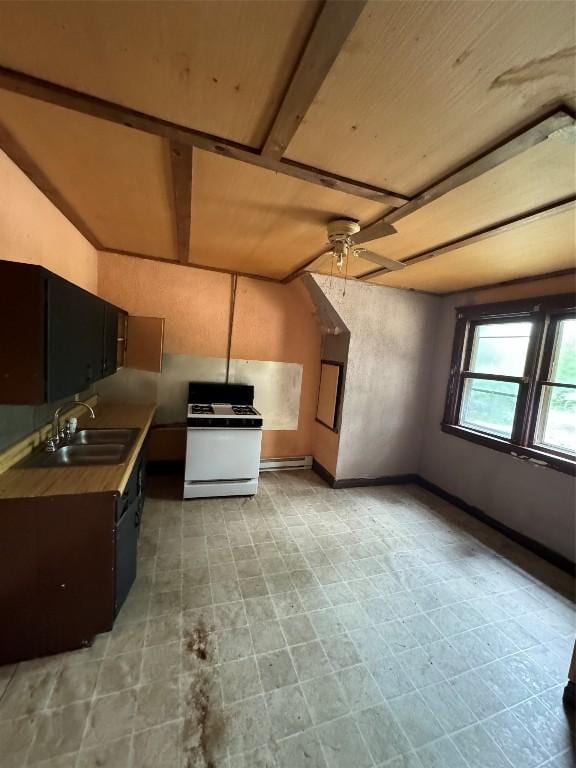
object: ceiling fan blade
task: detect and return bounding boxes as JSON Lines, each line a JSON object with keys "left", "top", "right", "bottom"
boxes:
{"left": 356, "top": 249, "right": 406, "bottom": 271}
{"left": 352, "top": 219, "right": 397, "bottom": 245}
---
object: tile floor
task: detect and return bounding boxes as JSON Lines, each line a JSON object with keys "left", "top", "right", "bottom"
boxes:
{"left": 1, "top": 470, "right": 575, "bottom": 767}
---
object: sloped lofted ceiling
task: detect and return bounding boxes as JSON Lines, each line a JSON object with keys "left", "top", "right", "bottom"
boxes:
{"left": 0, "top": 0, "right": 574, "bottom": 293}
{"left": 0, "top": 0, "right": 321, "bottom": 147}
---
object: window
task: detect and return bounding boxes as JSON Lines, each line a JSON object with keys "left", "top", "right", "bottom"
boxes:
{"left": 534, "top": 317, "right": 576, "bottom": 455}
{"left": 443, "top": 295, "right": 576, "bottom": 475}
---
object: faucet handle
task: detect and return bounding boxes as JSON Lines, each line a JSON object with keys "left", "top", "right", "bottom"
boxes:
{"left": 45, "top": 436, "right": 59, "bottom": 453}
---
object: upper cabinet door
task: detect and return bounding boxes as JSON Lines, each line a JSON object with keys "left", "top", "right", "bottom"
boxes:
{"left": 46, "top": 276, "right": 105, "bottom": 400}
{"left": 102, "top": 304, "right": 120, "bottom": 379}
{"left": 125, "top": 316, "right": 164, "bottom": 373}
{"left": 0, "top": 262, "right": 45, "bottom": 404}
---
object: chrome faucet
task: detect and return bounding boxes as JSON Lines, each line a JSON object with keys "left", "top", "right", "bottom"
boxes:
{"left": 45, "top": 401, "right": 96, "bottom": 452}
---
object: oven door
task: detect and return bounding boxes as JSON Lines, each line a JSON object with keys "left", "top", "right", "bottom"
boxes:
{"left": 185, "top": 428, "right": 262, "bottom": 482}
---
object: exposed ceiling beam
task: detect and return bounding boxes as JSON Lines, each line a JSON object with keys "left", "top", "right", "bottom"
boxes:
{"left": 0, "top": 119, "right": 103, "bottom": 249}
{"left": 262, "top": 0, "right": 366, "bottom": 160}
{"left": 359, "top": 196, "right": 576, "bottom": 281}
{"left": 283, "top": 110, "right": 576, "bottom": 283}
{"left": 282, "top": 109, "right": 575, "bottom": 283}
{"left": 99, "top": 248, "right": 281, "bottom": 283}
{"left": 169, "top": 142, "right": 193, "bottom": 264}
{"left": 0, "top": 65, "right": 408, "bottom": 207}
{"left": 352, "top": 109, "right": 575, "bottom": 239}
{"left": 442, "top": 267, "right": 576, "bottom": 297}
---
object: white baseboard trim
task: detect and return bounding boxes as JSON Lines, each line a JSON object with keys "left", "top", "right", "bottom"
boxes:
{"left": 260, "top": 455, "right": 313, "bottom": 471}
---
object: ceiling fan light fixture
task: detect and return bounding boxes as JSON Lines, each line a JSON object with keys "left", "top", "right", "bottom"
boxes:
{"left": 310, "top": 217, "right": 403, "bottom": 276}
{"left": 332, "top": 240, "right": 347, "bottom": 272}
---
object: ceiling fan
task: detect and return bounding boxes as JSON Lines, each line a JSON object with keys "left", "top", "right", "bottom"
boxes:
{"left": 310, "top": 218, "right": 406, "bottom": 274}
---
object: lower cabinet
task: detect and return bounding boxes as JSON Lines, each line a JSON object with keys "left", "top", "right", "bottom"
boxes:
{"left": 0, "top": 446, "right": 148, "bottom": 664}
{"left": 115, "top": 497, "right": 139, "bottom": 617}
{"left": 0, "top": 493, "right": 116, "bottom": 663}
{"left": 114, "top": 446, "right": 146, "bottom": 617}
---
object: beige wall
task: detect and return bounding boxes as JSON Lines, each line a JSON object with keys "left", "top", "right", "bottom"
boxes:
{"left": 462, "top": 273, "right": 575, "bottom": 305}
{"left": 0, "top": 149, "right": 98, "bottom": 291}
{"left": 308, "top": 275, "right": 441, "bottom": 481}
{"left": 97, "top": 252, "right": 321, "bottom": 459}
{"left": 420, "top": 274, "right": 576, "bottom": 562}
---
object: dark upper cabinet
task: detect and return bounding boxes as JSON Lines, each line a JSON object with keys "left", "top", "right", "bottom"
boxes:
{"left": 0, "top": 261, "right": 45, "bottom": 403}
{"left": 46, "top": 275, "right": 106, "bottom": 401}
{"left": 103, "top": 304, "right": 120, "bottom": 379}
{"left": 0, "top": 262, "right": 124, "bottom": 404}
{"left": 0, "top": 261, "right": 164, "bottom": 404}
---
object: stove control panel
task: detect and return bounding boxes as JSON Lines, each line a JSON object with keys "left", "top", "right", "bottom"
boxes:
{"left": 187, "top": 416, "right": 263, "bottom": 428}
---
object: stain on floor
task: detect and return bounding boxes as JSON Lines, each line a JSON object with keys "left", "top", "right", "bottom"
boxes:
{"left": 185, "top": 625, "right": 210, "bottom": 662}
{"left": 182, "top": 623, "right": 223, "bottom": 768}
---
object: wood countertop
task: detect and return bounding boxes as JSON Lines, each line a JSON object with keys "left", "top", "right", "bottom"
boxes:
{"left": 0, "top": 403, "right": 155, "bottom": 500}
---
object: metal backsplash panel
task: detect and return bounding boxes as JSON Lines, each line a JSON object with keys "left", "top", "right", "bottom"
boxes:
{"left": 95, "top": 355, "right": 302, "bottom": 430}
{"left": 230, "top": 359, "right": 302, "bottom": 430}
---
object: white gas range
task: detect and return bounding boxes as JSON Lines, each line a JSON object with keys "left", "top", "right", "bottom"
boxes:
{"left": 184, "top": 382, "right": 263, "bottom": 499}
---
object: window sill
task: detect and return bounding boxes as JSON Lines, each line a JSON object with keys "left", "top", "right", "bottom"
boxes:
{"left": 440, "top": 423, "right": 576, "bottom": 476}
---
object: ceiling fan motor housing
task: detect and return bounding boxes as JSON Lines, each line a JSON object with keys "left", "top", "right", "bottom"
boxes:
{"left": 327, "top": 218, "right": 360, "bottom": 244}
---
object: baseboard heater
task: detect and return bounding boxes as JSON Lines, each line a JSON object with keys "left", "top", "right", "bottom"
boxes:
{"left": 260, "top": 455, "right": 313, "bottom": 471}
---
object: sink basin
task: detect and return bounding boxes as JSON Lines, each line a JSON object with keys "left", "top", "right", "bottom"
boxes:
{"left": 50, "top": 444, "right": 127, "bottom": 466}
{"left": 22, "top": 428, "right": 139, "bottom": 467}
{"left": 72, "top": 428, "right": 138, "bottom": 446}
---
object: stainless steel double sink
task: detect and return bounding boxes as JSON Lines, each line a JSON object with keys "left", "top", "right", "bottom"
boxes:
{"left": 24, "top": 428, "right": 139, "bottom": 467}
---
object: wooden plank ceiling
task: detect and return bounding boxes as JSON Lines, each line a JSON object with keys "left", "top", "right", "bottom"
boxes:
{"left": 0, "top": 0, "right": 574, "bottom": 292}
{"left": 370, "top": 203, "right": 576, "bottom": 294}
{"left": 312, "top": 137, "right": 576, "bottom": 279}
{"left": 0, "top": 89, "right": 176, "bottom": 260}
{"left": 190, "top": 151, "right": 388, "bottom": 279}
{"left": 0, "top": 0, "right": 321, "bottom": 147}
{"left": 287, "top": 0, "right": 576, "bottom": 194}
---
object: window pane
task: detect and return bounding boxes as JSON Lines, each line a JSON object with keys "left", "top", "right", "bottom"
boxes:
{"left": 460, "top": 378, "right": 519, "bottom": 438}
{"left": 470, "top": 322, "right": 532, "bottom": 376}
{"left": 535, "top": 385, "right": 576, "bottom": 455}
{"left": 550, "top": 318, "right": 576, "bottom": 385}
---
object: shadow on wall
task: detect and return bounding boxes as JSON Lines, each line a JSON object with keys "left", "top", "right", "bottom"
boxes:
{"left": 302, "top": 274, "right": 351, "bottom": 477}
{"left": 0, "top": 388, "right": 94, "bottom": 453}
{"left": 304, "top": 274, "right": 441, "bottom": 481}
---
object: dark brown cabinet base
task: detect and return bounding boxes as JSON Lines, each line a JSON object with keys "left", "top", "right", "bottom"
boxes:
{"left": 0, "top": 445, "right": 147, "bottom": 665}
{"left": 0, "top": 493, "right": 116, "bottom": 664}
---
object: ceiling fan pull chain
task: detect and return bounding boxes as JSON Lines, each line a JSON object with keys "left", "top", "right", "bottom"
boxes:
{"left": 329, "top": 250, "right": 335, "bottom": 288}
{"left": 343, "top": 243, "right": 350, "bottom": 297}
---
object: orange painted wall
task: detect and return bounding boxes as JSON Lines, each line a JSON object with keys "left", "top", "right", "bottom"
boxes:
{"left": 313, "top": 422, "right": 340, "bottom": 477}
{"left": 232, "top": 278, "right": 321, "bottom": 458}
{"left": 97, "top": 251, "right": 321, "bottom": 458}
{"left": 0, "top": 149, "right": 98, "bottom": 291}
{"left": 97, "top": 252, "right": 231, "bottom": 356}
